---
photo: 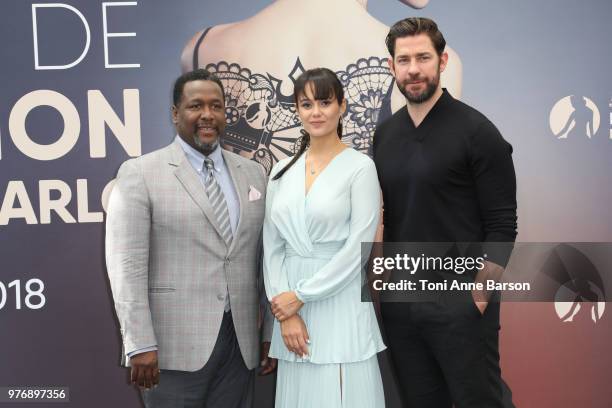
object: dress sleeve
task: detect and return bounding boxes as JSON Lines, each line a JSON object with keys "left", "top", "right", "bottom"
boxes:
{"left": 294, "top": 159, "right": 380, "bottom": 303}
{"left": 263, "top": 163, "right": 290, "bottom": 300}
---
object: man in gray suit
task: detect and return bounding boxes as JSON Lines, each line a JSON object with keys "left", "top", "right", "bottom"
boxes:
{"left": 106, "top": 69, "right": 276, "bottom": 408}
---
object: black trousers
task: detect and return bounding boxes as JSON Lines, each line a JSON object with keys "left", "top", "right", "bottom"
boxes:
{"left": 142, "top": 311, "right": 254, "bottom": 408}
{"left": 381, "top": 294, "right": 509, "bottom": 408}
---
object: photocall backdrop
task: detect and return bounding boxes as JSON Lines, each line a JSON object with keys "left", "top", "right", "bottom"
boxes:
{"left": 1, "top": 0, "right": 610, "bottom": 407}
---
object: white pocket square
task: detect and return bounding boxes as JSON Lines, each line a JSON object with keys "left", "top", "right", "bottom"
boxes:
{"left": 248, "top": 185, "right": 262, "bottom": 201}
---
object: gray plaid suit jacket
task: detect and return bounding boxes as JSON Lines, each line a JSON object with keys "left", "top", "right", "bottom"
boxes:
{"left": 106, "top": 140, "right": 269, "bottom": 371}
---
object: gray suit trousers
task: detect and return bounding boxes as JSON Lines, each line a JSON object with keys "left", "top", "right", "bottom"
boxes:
{"left": 142, "top": 311, "right": 254, "bottom": 408}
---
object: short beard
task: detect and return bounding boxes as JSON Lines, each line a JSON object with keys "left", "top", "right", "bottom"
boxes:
{"left": 397, "top": 65, "right": 441, "bottom": 104}
{"left": 193, "top": 136, "right": 219, "bottom": 156}
{"left": 399, "top": 79, "right": 438, "bottom": 104}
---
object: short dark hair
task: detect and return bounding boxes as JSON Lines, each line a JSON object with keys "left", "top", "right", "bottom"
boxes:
{"left": 172, "top": 69, "right": 225, "bottom": 106}
{"left": 386, "top": 17, "right": 446, "bottom": 58}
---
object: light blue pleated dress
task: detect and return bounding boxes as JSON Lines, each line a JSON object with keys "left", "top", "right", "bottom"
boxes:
{"left": 263, "top": 148, "right": 386, "bottom": 408}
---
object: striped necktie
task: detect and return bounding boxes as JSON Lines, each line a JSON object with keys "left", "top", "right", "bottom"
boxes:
{"left": 203, "top": 158, "right": 233, "bottom": 246}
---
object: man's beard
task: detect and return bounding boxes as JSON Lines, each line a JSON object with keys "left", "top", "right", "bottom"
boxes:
{"left": 397, "top": 69, "right": 440, "bottom": 104}
{"left": 193, "top": 134, "right": 220, "bottom": 156}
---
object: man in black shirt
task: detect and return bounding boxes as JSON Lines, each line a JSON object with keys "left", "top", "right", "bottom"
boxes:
{"left": 373, "top": 18, "right": 517, "bottom": 408}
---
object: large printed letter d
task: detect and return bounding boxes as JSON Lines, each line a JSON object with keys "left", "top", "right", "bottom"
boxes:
{"left": 32, "top": 3, "right": 91, "bottom": 70}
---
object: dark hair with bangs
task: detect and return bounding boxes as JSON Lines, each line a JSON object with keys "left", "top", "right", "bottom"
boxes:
{"left": 272, "top": 68, "right": 344, "bottom": 180}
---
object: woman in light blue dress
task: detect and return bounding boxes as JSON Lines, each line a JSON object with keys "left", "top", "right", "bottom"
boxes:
{"left": 263, "top": 68, "right": 386, "bottom": 407}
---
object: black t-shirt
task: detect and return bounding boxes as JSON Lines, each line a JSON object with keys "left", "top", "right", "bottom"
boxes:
{"left": 373, "top": 89, "right": 517, "bottom": 265}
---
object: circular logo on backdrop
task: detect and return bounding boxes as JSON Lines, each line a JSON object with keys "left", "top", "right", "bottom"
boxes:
{"left": 539, "top": 244, "right": 606, "bottom": 324}
{"left": 554, "top": 282, "right": 606, "bottom": 323}
{"left": 549, "top": 95, "right": 600, "bottom": 139}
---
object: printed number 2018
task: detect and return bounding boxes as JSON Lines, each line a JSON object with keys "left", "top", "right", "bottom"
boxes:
{"left": 0, "top": 279, "right": 45, "bottom": 310}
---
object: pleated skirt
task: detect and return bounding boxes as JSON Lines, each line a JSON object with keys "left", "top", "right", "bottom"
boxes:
{"left": 275, "top": 355, "right": 385, "bottom": 408}
{"left": 270, "top": 244, "right": 386, "bottom": 363}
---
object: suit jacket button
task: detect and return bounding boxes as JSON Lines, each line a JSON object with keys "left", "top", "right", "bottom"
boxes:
{"left": 217, "top": 293, "right": 225, "bottom": 301}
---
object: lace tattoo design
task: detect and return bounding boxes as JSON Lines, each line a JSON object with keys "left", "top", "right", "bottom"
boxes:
{"left": 204, "top": 57, "right": 394, "bottom": 173}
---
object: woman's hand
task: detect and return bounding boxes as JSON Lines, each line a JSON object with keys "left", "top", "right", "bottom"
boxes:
{"left": 280, "top": 314, "right": 310, "bottom": 358}
{"left": 271, "top": 291, "right": 304, "bottom": 321}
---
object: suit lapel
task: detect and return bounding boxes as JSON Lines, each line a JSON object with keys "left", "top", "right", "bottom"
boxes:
{"left": 169, "top": 141, "right": 227, "bottom": 244}
{"left": 222, "top": 150, "right": 247, "bottom": 256}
